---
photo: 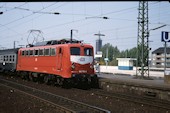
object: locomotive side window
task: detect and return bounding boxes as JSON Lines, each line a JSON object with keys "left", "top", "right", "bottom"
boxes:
{"left": 45, "top": 48, "right": 50, "bottom": 56}
{"left": 22, "top": 51, "right": 25, "bottom": 56}
{"left": 70, "top": 47, "right": 80, "bottom": 55}
{"left": 84, "top": 48, "right": 93, "bottom": 56}
{"left": 26, "top": 50, "right": 29, "bottom": 56}
{"left": 51, "top": 48, "right": 56, "bottom": 56}
{"left": 30, "top": 50, "right": 33, "bottom": 56}
{"left": 34, "top": 49, "right": 39, "bottom": 56}
{"left": 39, "top": 49, "right": 44, "bottom": 56}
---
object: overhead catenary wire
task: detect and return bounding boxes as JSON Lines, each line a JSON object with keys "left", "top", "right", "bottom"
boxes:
{"left": 0, "top": 2, "right": 58, "bottom": 28}
{"left": 0, "top": 2, "right": 28, "bottom": 13}
{"left": 32, "top": 2, "right": 161, "bottom": 35}
{"left": 0, "top": 1, "right": 169, "bottom": 50}
{"left": 0, "top": 2, "right": 161, "bottom": 30}
{"left": 0, "top": 2, "right": 139, "bottom": 32}
{"left": 0, "top": 2, "right": 160, "bottom": 35}
{"left": 0, "top": 2, "right": 68, "bottom": 34}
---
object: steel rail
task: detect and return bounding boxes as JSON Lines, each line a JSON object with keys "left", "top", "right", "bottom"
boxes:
{"left": 93, "top": 89, "right": 170, "bottom": 110}
{"left": 0, "top": 78, "right": 111, "bottom": 113}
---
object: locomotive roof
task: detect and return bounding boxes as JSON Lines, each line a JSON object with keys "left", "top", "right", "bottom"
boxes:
{"left": 33, "top": 38, "right": 82, "bottom": 47}
{"left": 19, "top": 43, "right": 93, "bottom": 50}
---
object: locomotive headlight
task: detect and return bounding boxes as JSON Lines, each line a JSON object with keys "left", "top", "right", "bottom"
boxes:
{"left": 71, "top": 62, "right": 75, "bottom": 69}
{"left": 90, "top": 65, "right": 93, "bottom": 69}
{"left": 90, "top": 63, "right": 94, "bottom": 69}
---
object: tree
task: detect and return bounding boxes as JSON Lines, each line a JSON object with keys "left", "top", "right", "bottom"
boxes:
{"left": 100, "top": 43, "right": 138, "bottom": 66}
{"left": 101, "top": 43, "right": 120, "bottom": 66}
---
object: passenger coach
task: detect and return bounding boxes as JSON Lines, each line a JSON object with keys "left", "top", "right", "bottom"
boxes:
{"left": 0, "top": 48, "right": 19, "bottom": 73}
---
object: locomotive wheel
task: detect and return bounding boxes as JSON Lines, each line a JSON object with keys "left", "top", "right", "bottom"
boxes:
{"left": 20, "top": 73, "right": 25, "bottom": 80}
{"left": 37, "top": 74, "right": 44, "bottom": 84}
{"left": 82, "top": 78, "right": 91, "bottom": 90}
{"left": 44, "top": 75, "right": 50, "bottom": 85}
{"left": 91, "top": 75, "right": 99, "bottom": 88}
{"left": 29, "top": 72, "right": 37, "bottom": 82}
{"left": 25, "top": 73, "right": 30, "bottom": 81}
{"left": 29, "top": 74, "right": 33, "bottom": 81}
{"left": 56, "top": 77, "right": 63, "bottom": 86}
{"left": 63, "top": 79, "right": 72, "bottom": 88}
{"left": 20, "top": 72, "right": 29, "bottom": 80}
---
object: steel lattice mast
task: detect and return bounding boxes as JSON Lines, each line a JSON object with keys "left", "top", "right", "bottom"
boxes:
{"left": 136, "top": 1, "right": 149, "bottom": 78}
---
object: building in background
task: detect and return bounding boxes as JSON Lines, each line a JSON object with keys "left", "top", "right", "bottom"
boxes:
{"left": 116, "top": 58, "right": 136, "bottom": 70}
{"left": 96, "top": 38, "right": 102, "bottom": 54}
{"left": 152, "top": 47, "right": 170, "bottom": 68}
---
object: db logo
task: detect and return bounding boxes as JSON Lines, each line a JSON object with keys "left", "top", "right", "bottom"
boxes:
{"left": 79, "top": 57, "right": 85, "bottom": 61}
{"left": 162, "top": 31, "right": 170, "bottom": 42}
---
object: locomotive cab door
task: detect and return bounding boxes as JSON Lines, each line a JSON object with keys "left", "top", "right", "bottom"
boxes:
{"left": 57, "top": 47, "right": 62, "bottom": 70}
{"left": 17, "top": 50, "right": 22, "bottom": 69}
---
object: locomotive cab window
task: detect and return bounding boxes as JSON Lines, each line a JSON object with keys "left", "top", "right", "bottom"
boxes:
{"left": 84, "top": 48, "right": 93, "bottom": 56}
{"left": 70, "top": 47, "right": 80, "bottom": 55}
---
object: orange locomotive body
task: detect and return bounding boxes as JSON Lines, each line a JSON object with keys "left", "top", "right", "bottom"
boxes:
{"left": 16, "top": 42, "right": 98, "bottom": 87}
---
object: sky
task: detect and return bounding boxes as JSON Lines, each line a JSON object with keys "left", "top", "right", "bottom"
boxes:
{"left": 0, "top": 1, "right": 170, "bottom": 55}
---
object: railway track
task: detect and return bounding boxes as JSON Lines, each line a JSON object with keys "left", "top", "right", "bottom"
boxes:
{"left": 92, "top": 89, "right": 170, "bottom": 110}
{"left": 68, "top": 86, "right": 170, "bottom": 111}
{"left": 72, "top": 85, "right": 170, "bottom": 111}
{"left": 0, "top": 77, "right": 111, "bottom": 113}
{"left": 1, "top": 74, "right": 170, "bottom": 112}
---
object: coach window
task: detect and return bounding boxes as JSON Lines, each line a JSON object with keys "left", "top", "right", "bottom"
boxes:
{"left": 51, "top": 48, "right": 56, "bottom": 56}
{"left": 3, "top": 56, "right": 5, "bottom": 61}
{"left": 30, "top": 50, "right": 33, "bottom": 56}
{"left": 12, "top": 55, "right": 15, "bottom": 61}
{"left": 39, "top": 49, "right": 44, "bottom": 56}
{"left": 4, "top": 56, "right": 6, "bottom": 61}
{"left": 6, "top": 56, "right": 9, "bottom": 61}
{"left": 34, "top": 49, "right": 39, "bottom": 56}
{"left": 84, "top": 48, "right": 93, "bottom": 56}
{"left": 0, "top": 56, "right": 2, "bottom": 61}
{"left": 70, "top": 47, "right": 80, "bottom": 55}
{"left": 45, "top": 48, "right": 50, "bottom": 56}
{"left": 9, "top": 55, "right": 12, "bottom": 61}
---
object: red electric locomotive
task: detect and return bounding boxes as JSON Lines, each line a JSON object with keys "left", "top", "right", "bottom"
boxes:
{"left": 16, "top": 39, "right": 98, "bottom": 87}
